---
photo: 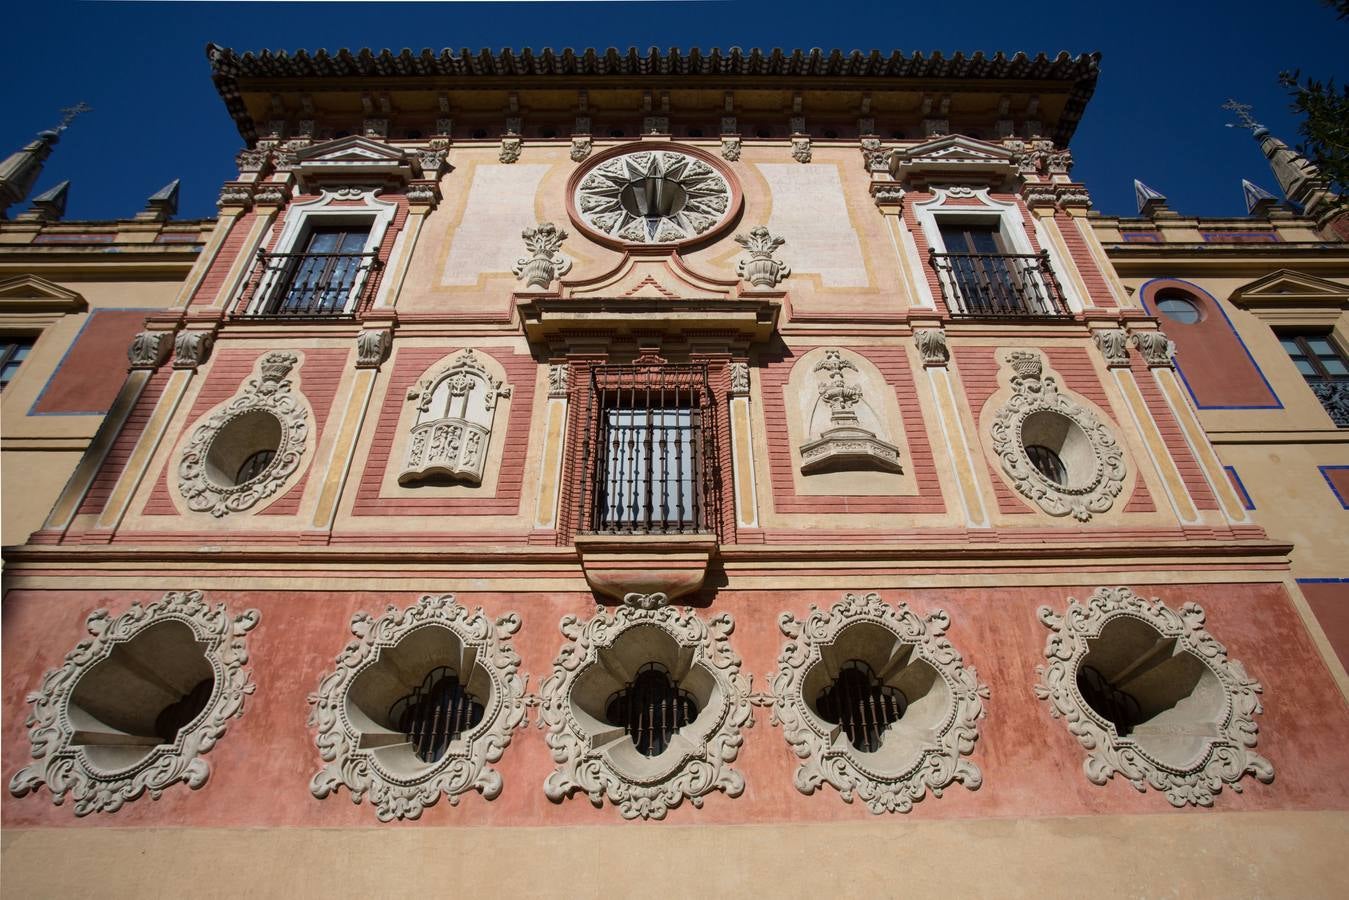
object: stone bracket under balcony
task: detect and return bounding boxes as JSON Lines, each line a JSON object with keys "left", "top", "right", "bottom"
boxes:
{"left": 575, "top": 533, "right": 718, "bottom": 603}
{"left": 799, "top": 425, "right": 903, "bottom": 475}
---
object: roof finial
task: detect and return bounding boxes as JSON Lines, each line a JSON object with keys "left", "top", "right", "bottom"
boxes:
{"left": 1242, "top": 179, "right": 1280, "bottom": 216}
{"left": 1223, "top": 98, "right": 1339, "bottom": 224}
{"left": 0, "top": 102, "right": 93, "bottom": 219}
{"left": 1134, "top": 179, "right": 1168, "bottom": 216}
{"left": 56, "top": 102, "right": 93, "bottom": 134}
{"left": 1222, "top": 98, "right": 1265, "bottom": 136}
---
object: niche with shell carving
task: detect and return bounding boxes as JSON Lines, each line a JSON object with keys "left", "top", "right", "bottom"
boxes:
{"left": 400, "top": 349, "right": 512, "bottom": 486}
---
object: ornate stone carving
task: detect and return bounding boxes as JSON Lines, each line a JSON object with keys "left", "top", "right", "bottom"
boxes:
{"left": 416, "top": 148, "right": 447, "bottom": 179}
{"left": 575, "top": 148, "right": 734, "bottom": 245}
{"left": 547, "top": 363, "right": 569, "bottom": 399}
{"left": 871, "top": 184, "right": 905, "bottom": 206}
{"left": 623, "top": 592, "right": 669, "bottom": 610}
{"left": 1035, "top": 586, "right": 1274, "bottom": 807}
{"left": 721, "top": 136, "right": 742, "bottom": 161}
{"left": 251, "top": 183, "right": 289, "bottom": 208}
{"left": 236, "top": 148, "right": 272, "bottom": 173}
{"left": 771, "top": 592, "right": 987, "bottom": 814}
{"left": 127, "top": 331, "right": 172, "bottom": 370}
{"left": 860, "top": 137, "right": 888, "bottom": 172}
{"left": 791, "top": 136, "right": 812, "bottom": 163}
{"left": 401, "top": 349, "right": 511, "bottom": 486}
{"left": 914, "top": 329, "right": 950, "bottom": 367}
{"left": 172, "top": 330, "right": 213, "bottom": 369}
{"left": 216, "top": 183, "right": 253, "bottom": 209}
{"left": 539, "top": 604, "right": 753, "bottom": 820}
{"left": 729, "top": 362, "right": 751, "bottom": 396}
{"left": 405, "top": 181, "right": 441, "bottom": 207}
{"left": 800, "top": 349, "right": 902, "bottom": 474}
{"left": 498, "top": 137, "right": 521, "bottom": 164}
{"left": 513, "top": 222, "right": 572, "bottom": 289}
{"left": 569, "top": 136, "right": 592, "bottom": 162}
{"left": 8, "top": 590, "right": 259, "bottom": 816}
{"left": 990, "top": 351, "right": 1126, "bottom": 521}
{"left": 308, "top": 594, "right": 527, "bottom": 821}
{"left": 178, "top": 352, "right": 309, "bottom": 517}
{"left": 734, "top": 226, "right": 791, "bottom": 288}
{"left": 1130, "top": 330, "right": 1175, "bottom": 368}
{"left": 356, "top": 329, "right": 392, "bottom": 369}
{"left": 1093, "top": 329, "right": 1130, "bottom": 368}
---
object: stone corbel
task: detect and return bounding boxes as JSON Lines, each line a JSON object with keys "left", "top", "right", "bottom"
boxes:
{"left": 574, "top": 534, "right": 718, "bottom": 604}
{"left": 1129, "top": 329, "right": 1175, "bottom": 368}
{"left": 870, "top": 182, "right": 904, "bottom": 208}
{"left": 721, "top": 136, "right": 741, "bottom": 162}
{"left": 127, "top": 331, "right": 174, "bottom": 371}
{"left": 405, "top": 180, "right": 442, "bottom": 208}
{"left": 355, "top": 328, "right": 392, "bottom": 369}
{"left": 569, "top": 136, "right": 592, "bottom": 162}
{"left": 791, "top": 136, "right": 812, "bottom": 164}
{"left": 499, "top": 136, "right": 521, "bottom": 164}
{"left": 216, "top": 183, "right": 254, "bottom": 211}
{"left": 172, "top": 330, "right": 214, "bottom": 370}
{"left": 252, "top": 179, "right": 292, "bottom": 210}
{"left": 860, "top": 137, "right": 888, "bottom": 172}
{"left": 1092, "top": 329, "right": 1130, "bottom": 368}
{"left": 914, "top": 329, "right": 950, "bottom": 368}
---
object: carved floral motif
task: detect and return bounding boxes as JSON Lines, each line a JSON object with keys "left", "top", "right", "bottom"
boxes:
{"left": 729, "top": 362, "right": 751, "bottom": 396}
{"left": 401, "top": 349, "right": 511, "bottom": 486}
{"left": 8, "top": 590, "right": 259, "bottom": 815}
{"left": 791, "top": 136, "right": 812, "bottom": 163}
{"left": 547, "top": 363, "right": 569, "bottom": 399}
{"left": 356, "top": 329, "right": 392, "bottom": 369}
{"left": 734, "top": 226, "right": 790, "bottom": 288}
{"left": 499, "top": 137, "right": 521, "bottom": 164}
{"left": 1035, "top": 586, "right": 1274, "bottom": 807}
{"left": 513, "top": 222, "right": 572, "bottom": 289}
{"left": 1093, "top": 329, "right": 1130, "bottom": 368}
{"left": 172, "top": 331, "right": 213, "bottom": 369}
{"left": 574, "top": 149, "right": 733, "bottom": 245}
{"left": 721, "top": 137, "right": 742, "bottom": 162}
{"left": 914, "top": 329, "right": 950, "bottom": 367}
{"left": 1130, "top": 330, "right": 1175, "bottom": 368}
{"left": 127, "top": 331, "right": 172, "bottom": 370}
{"left": 308, "top": 594, "right": 527, "bottom": 821}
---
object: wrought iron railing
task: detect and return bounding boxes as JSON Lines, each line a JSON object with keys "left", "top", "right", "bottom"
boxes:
{"left": 580, "top": 363, "right": 719, "bottom": 536}
{"left": 605, "top": 663, "right": 698, "bottom": 757}
{"left": 928, "top": 249, "right": 1072, "bottom": 319}
{"left": 1309, "top": 378, "right": 1349, "bottom": 427}
{"left": 389, "top": 666, "right": 484, "bottom": 764}
{"left": 234, "top": 249, "right": 381, "bottom": 319}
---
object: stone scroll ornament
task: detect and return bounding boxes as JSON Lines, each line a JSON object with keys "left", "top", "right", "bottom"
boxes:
{"left": 513, "top": 222, "right": 572, "bottom": 289}
{"left": 770, "top": 592, "right": 987, "bottom": 814}
{"left": 177, "top": 351, "right": 310, "bottom": 517}
{"left": 8, "top": 590, "right": 259, "bottom": 816}
{"left": 989, "top": 351, "right": 1126, "bottom": 521}
{"left": 734, "top": 226, "right": 790, "bottom": 288}
{"left": 538, "top": 604, "right": 754, "bottom": 820}
{"left": 308, "top": 594, "right": 527, "bottom": 821}
{"left": 400, "top": 349, "right": 511, "bottom": 485}
{"left": 1034, "top": 587, "right": 1274, "bottom": 807}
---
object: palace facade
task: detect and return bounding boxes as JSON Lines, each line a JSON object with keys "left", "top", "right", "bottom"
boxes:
{"left": 3, "top": 45, "right": 1348, "bottom": 896}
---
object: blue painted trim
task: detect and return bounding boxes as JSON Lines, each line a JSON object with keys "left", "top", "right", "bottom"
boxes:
{"left": 1319, "top": 465, "right": 1349, "bottom": 509}
{"left": 1138, "top": 278, "right": 1283, "bottom": 410}
{"left": 1297, "top": 577, "right": 1349, "bottom": 584}
{"left": 25, "top": 308, "right": 153, "bottom": 417}
{"left": 1222, "top": 465, "right": 1256, "bottom": 510}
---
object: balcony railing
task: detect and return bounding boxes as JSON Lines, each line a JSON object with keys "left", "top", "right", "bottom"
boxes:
{"left": 234, "top": 249, "right": 381, "bottom": 319}
{"left": 1309, "top": 379, "right": 1349, "bottom": 427}
{"left": 928, "top": 249, "right": 1072, "bottom": 319}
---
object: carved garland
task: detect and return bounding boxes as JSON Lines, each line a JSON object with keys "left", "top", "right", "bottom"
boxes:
{"left": 177, "top": 351, "right": 310, "bottom": 517}
{"left": 539, "top": 604, "right": 753, "bottom": 820}
{"left": 1034, "top": 586, "right": 1274, "bottom": 807}
{"left": 8, "top": 590, "right": 259, "bottom": 816}
{"left": 308, "top": 594, "right": 527, "bottom": 821}
{"left": 989, "top": 351, "right": 1126, "bottom": 521}
{"left": 771, "top": 592, "right": 987, "bottom": 814}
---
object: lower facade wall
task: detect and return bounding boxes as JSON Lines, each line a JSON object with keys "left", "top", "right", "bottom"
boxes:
{"left": 4, "top": 580, "right": 1349, "bottom": 830}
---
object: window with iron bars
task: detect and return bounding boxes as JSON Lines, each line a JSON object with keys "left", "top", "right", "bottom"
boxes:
{"left": 578, "top": 363, "right": 720, "bottom": 536}
{"left": 236, "top": 225, "right": 381, "bottom": 319}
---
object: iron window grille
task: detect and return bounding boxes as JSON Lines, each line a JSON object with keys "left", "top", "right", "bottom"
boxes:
{"left": 579, "top": 362, "right": 720, "bottom": 536}
{"left": 814, "top": 660, "right": 908, "bottom": 754}
{"left": 1075, "top": 664, "right": 1142, "bottom": 737}
{"left": 928, "top": 248, "right": 1072, "bottom": 319}
{"left": 1025, "top": 444, "right": 1068, "bottom": 485}
{"left": 604, "top": 662, "right": 699, "bottom": 757}
{"left": 388, "top": 666, "right": 485, "bottom": 764}
{"left": 235, "top": 226, "right": 381, "bottom": 319}
{"left": 1281, "top": 331, "right": 1349, "bottom": 428}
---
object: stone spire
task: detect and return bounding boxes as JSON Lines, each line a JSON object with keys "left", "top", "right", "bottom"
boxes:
{"left": 1241, "top": 179, "right": 1280, "bottom": 216}
{"left": 1223, "top": 99, "right": 1340, "bottom": 226}
{"left": 0, "top": 102, "right": 91, "bottom": 220}
{"left": 1133, "top": 179, "right": 1168, "bottom": 216}
{"left": 16, "top": 180, "right": 70, "bottom": 222}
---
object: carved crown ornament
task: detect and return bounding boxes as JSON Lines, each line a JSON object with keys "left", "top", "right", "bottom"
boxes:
{"left": 538, "top": 603, "right": 754, "bottom": 820}
{"left": 8, "top": 590, "right": 259, "bottom": 816}
{"left": 308, "top": 594, "right": 528, "bottom": 821}
{"left": 800, "top": 349, "right": 902, "bottom": 475}
{"left": 400, "top": 349, "right": 511, "bottom": 486}
{"left": 568, "top": 144, "right": 740, "bottom": 249}
{"left": 989, "top": 351, "right": 1126, "bottom": 521}
{"left": 177, "top": 351, "right": 310, "bottom": 517}
{"left": 771, "top": 593, "right": 988, "bottom": 814}
{"left": 1035, "top": 587, "right": 1274, "bottom": 807}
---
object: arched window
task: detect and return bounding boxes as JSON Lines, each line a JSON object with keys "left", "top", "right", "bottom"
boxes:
{"left": 1155, "top": 291, "right": 1203, "bottom": 324}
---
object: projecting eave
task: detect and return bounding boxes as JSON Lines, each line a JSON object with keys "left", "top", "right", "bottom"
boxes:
{"left": 206, "top": 44, "right": 1100, "bottom": 147}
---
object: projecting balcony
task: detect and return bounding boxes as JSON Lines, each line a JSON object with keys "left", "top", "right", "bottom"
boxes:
{"left": 928, "top": 249, "right": 1073, "bottom": 320}
{"left": 233, "top": 249, "right": 381, "bottom": 320}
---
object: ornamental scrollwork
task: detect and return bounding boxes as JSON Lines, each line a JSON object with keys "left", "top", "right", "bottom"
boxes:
{"left": 307, "top": 594, "right": 527, "bottom": 821}
{"left": 177, "top": 351, "right": 310, "bottom": 517}
{"left": 539, "top": 604, "right": 753, "bottom": 820}
{"left": 770, "top": 592, "right": 987, "bottom": 814}
{"left": 128, "top": 331, "right": 172, "bottom": 370}
{"left": 574, "top": 149, "right": 733, "bottom": 245}
{"left": 1130, "top": 329, "right": 1175, "bottom": 368}
{"left": 989, "top": 351, "right": 1126, "bottom": 521}
{"left": 1092, "top": 329, "right": 1130, "bottom": 368}
{"left": 8, "top": 590, "right": 259, "bottom": 816}
{"left": 1034, "top": 586, "right": 1274, "bottom": 807}
{"left": 400, "top": 349, "right": 511, "bottom": 486}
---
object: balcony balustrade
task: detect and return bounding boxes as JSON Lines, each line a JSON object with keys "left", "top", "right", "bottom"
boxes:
{"left": 233, "top": 249, "right": 381, "bottom": 319}
{"left": 928, "top": 249, "right": 1072, "bottom": 319}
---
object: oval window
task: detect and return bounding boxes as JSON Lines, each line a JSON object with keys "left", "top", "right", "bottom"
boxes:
{"left": 1155, "top": 293, "right": 1202, "bottom": 324}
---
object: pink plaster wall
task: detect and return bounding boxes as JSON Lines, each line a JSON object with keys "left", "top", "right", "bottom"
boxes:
{"left": 4, "top": 581, "right": 1347, "bottom": 829}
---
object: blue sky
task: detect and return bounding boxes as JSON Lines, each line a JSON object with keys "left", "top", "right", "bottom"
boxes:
{"left": 3, "top": 1, "right": 1345, "bottom": 221}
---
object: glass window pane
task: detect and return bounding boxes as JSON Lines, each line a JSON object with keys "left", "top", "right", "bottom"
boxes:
{"left": 1295, "top": 359, "right": 1317, "bottom": 376}
{"left": 1322, "top": 359, "right": 1348, "bottom": 376}
{"left": 338, "top": 230, "right": 369, "bottom": 253}
{"left": 1, "top": 361, "right": 22, "bottom": 382}
{"left": 1307, "top": 338, "right": 1334, "bottom": 355}
{"left": 304, "top": 230, "right": 341, "bottom": 253}
{"left": 10, "top": 343, "right": 30, "bottom": 361}
{"left": 1280, "top": 338, "right": 1301, "bottom": 354}
{"left": 1156, "top": 296, "right": 1201, "bottom": 324}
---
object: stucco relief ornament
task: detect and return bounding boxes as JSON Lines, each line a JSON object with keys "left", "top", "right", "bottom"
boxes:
{"left": 721, "top": 136, "right": 742, "bottom": 162}
{"left": 127, "top": 331, "right": 172, "bottom": 370}
{"left": 547, "top": 363, "right": 569, "bottom": 399}
{"left": 355, "top": 328, "right": 392, "bottom": 369}
{"left": 308, "top": 595, "right": 526, "bottom": 821}
{"left": 734, "top": 226, "right": 790, "bottom": 288}
{"left": 729, "top": 362, "right": 751, "bottom": 396}
{"left": 574, "top": 149, "right": 733, "bottom": 244}
{"left": 8, "top": 590, "right": 259, "bottom": 816}
{"left": 1034, "top": 587, "right": 1274, "bottom": 807}
{"left": 498, "top": 137, "right": 522, "bottom": 164}
{"left": 791, "top": 136, "right": 812, "bottom": 163}
{"left": 770, "top": 593, "right": 987, "bottom": 814}
{"left": 914, "top": 329, "right": 950, "bottom": 367}
{"left": 512, "top": 222, "right": 572, "bottom": 289}
{"left": 989, "top": 351, "right": 1126, "bottom": 521}
{"left": 539, "top": 604, "right": 753, "bottom": 820}
{"left": 1093, "top": 329, "right": 1130, "bottom": 368}
{"left": 177, "top": 351, "right": 310, "bottom": 517}
{"left": 800, "top": 349, "right": 902, "bottom": 474}
{"left": 401, "top": 350, "right": 510, "bottom": 485}
{"left": 172, "top": 330, "right": 213, "bottom": 369}
{"left": 569, "top": 136, "right": 592, "bottom": 162}
{"left": 1130, "top": 330, "right": 1176, "bottom": 368}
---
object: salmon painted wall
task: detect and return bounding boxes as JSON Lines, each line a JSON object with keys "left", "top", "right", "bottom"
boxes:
{"left": 5, "top": 581, "right": 1348, "bottom": 829}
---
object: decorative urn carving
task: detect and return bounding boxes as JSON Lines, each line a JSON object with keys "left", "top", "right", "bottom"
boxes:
{"left": 513, "top": 222, "right": 572, "bottom": 289}
{"left": 734, "top": 226, "right": 791, "bottom": 288}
